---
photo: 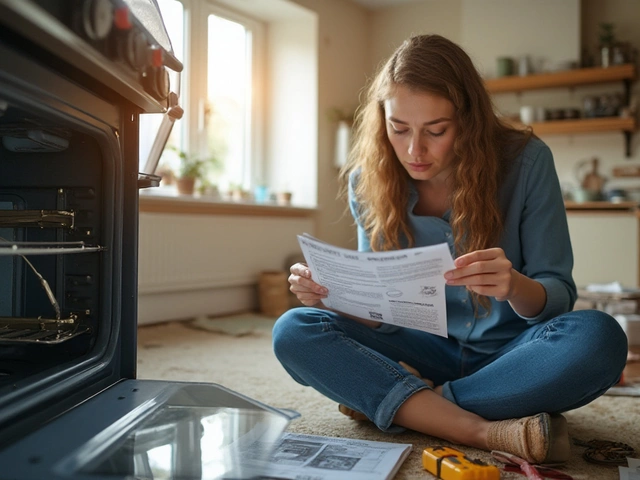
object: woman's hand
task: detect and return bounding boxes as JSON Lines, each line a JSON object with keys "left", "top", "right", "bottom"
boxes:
{"left": 444, "top": 247, "right": 546, "bottom": 317}
{"left": 444, "top": 248, "right": 516, "bottom": 301}
{"left": 288, "top": 263, "right": 328, "bottom": 307}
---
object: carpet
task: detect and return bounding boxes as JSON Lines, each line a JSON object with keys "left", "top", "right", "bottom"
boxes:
{"left": 137, "top": 314, "right": 640, "bottom": 479}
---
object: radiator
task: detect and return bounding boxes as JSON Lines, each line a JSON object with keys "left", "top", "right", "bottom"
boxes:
{"left": 137, "top": 212, "right": 314, "bottom": 323}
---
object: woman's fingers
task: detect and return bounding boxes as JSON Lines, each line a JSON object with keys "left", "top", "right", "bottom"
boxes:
{"left": 444, "top": 248, "right": 514, "bottom": 300}
{"left": 288, "top": 263, "right": 328, "bottom": 306}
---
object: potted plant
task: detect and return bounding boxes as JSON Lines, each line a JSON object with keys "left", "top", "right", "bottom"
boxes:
{"left": 598, "top": 22, "right": 616, "bottom": 68}
{"left": 166, "top": 146, "right": 220, "bottom": 196}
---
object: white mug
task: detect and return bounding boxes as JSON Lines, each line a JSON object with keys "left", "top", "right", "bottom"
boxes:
{"left": 519, "top": 106, "right": 535, "bottom": 125}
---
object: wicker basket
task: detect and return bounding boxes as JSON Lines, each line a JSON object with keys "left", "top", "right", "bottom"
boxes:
{"left": 258, "top": 270, "right": 290, "bottom": 317}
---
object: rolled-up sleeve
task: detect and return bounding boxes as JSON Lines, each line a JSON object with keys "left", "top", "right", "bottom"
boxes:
{"left": 516, "top": 143, "right": 577, "bottom": 323}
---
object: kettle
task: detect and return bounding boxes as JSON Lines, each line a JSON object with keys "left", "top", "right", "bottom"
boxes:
{"left": 574, "top": 157, "right": 606, "bottom": 201}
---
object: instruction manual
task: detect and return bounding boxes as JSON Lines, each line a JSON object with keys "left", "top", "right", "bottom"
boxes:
{"left": 250, "top": 432, "right": 412, "bottom": 480}
{"left": 297, "top": 233, "right": 455, "bottom": 337}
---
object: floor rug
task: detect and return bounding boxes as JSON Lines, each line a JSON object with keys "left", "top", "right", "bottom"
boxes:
{"left": 138, "top": 316, "right": 640, "bottom": 480}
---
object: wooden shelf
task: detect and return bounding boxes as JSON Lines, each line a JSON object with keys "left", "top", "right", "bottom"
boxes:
{"left": 488, "top": 64, "right": 637, "bottom": 155}
{"left": 485, "top": 64, "right": 636, "bottom": 93}
{"left": 530, "top": 116, "right": 636, "bottom": 135}
{"left": 565, "top": 200, "right": 638, "bottom": 210}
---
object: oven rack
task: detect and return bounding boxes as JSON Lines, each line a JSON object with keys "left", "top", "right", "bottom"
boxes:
{"left": 0, "top": 210, "right": 75, "bottom": 229}
{"left": 0, "top": 241, "right": 103, "bottom": 256}
{"left": 0, "top": 315, "right": 90, "bottom": 344}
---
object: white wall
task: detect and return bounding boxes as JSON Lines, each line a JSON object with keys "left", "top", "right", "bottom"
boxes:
{"left": 460, "top": 0, "right": 580, "bottom": 78}
{"left": 369, "top": 0, "right": 462, "bottom": 69}
{"left": 290, "top": 0, "right": 371, "bottom": 249}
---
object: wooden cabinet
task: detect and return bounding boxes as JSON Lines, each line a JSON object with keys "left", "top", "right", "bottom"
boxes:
{"left": 484, "top": 64, "right": 637, "bottom": 155}
{"left": 566, "top": 209, "right": 638, "bottom": 288}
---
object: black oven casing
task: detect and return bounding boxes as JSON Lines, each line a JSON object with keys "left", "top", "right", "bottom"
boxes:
{"left": 0, "top": 2, "right": 295, "bottom": 479}
{"left": 0, "top": 7, "right": 140, "bottom": 446}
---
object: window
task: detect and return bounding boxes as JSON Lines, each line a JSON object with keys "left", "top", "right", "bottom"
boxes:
{"left": 142, "top": 0, "right": 318, "bottom": 207}
{"left": 141, "top": 0, "right": 263, "bottom": 195}
{"left": 205, "top": 12, "right": 260, "bottom": 191}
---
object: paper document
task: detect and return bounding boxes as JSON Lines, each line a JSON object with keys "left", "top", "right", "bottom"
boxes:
{"left": 297, "top": 233, "right": 455, "bottom": 336}
{"left": 248, "top": 432, "right": 412, "bottom": 480}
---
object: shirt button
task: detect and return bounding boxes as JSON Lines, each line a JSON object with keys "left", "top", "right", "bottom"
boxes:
{"left": 445, "top": 232, "right": 451, "bottom": 238}
{"left": 462, "top": 298, "right": 467, "bottom": 304}
{"left": 465, "top": 322, "right": 472, "bottom": 328}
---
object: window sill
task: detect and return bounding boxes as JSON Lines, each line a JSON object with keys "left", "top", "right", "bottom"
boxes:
{"left": 139, "top": 190, "right": 317, "bottom": 218}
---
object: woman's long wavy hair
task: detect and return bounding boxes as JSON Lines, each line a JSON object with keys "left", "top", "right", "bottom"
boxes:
{"left": 339, "top": 34, "right": 532, "bottom": 314}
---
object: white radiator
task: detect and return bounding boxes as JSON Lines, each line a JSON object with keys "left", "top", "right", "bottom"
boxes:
{"left": 137, "top": 212, "right": 314, "bottom": 324}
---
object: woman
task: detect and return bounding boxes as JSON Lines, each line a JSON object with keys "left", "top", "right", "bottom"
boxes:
{"left": 272, "top": 34, "right": 627, "bottom": 465}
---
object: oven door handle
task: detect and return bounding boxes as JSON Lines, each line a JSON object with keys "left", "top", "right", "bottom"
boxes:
{"left": 137, "top": 173, "right": 162, "bottom": 189}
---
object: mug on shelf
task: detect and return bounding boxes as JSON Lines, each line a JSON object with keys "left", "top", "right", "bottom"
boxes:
{"left": 519, "top": 106, "right": 535, "bottom": 125}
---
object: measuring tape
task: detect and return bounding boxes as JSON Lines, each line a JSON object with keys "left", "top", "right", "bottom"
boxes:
{"left": 422, "top": 446, "right": 500, "bottom": 480}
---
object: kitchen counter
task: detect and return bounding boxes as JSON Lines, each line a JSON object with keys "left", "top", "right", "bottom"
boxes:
{"left": 565, "top": 200, "right": 638, "bottom": 210}
{"left": 565, "top": 203, "right": 639, "bottom": 288}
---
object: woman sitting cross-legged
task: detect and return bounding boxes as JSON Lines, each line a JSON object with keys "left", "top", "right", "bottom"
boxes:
{"left": 272, "top": 34, "right": 627, "bottom": 465}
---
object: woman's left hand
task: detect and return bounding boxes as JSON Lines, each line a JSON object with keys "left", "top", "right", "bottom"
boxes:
{"left": 444, "top": 247, "right": 517, "bottom": 302}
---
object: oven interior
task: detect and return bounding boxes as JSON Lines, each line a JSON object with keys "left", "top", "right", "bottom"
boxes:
{"left": 0, "top": 91, "right": 121, "bottom": 418}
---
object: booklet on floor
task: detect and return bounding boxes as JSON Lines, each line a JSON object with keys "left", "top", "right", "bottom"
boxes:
{"left": 246, "top": 432, "right": 412, "bottom": 480}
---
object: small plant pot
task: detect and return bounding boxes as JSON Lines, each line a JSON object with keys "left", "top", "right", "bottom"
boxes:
{"left": 176, "top": 177, "right": 196, "bottom": 195}
{"left": 276, "top": 191, "right": 292, "bottom": 206}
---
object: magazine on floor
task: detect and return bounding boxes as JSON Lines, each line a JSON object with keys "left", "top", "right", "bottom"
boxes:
{"left": 248, "top": 432, "right": 412, "bottom": 480}
{"left": 297, "top": 233, "right": 455, "bottom": 336}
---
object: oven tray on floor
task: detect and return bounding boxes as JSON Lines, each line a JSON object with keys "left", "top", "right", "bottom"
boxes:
{"left": 0, "top": 315, "right": 90, "bottom": 344}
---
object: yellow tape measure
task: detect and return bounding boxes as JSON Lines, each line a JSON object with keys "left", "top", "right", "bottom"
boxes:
{"left": 422, "top": 446, "right": 500, "bottom": 480}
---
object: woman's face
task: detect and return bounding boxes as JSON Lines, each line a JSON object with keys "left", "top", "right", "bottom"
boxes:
{"left": 384, "top": 85, "right": 457, "bottom": 183}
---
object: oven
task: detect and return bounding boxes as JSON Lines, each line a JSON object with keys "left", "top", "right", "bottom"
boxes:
{"left": 0, "top": 1, "right": 294, "bottom": 478}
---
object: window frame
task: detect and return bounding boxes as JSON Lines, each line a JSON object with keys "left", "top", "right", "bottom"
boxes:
{"left": 178, "top": 0, "right": 266, "bottom": 191}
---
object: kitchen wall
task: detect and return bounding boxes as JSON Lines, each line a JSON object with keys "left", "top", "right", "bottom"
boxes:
{"left": 139, "top": 0, "right": 640, "bottom": 323}
{"left": 287, "top": 0, "right": 371, "bottom": 249}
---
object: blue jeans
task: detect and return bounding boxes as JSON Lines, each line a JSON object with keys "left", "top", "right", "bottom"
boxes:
{"left": 272, "top": 307, "right": 627, "bottom": 432}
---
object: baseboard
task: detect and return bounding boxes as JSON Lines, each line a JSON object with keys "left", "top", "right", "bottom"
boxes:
{"left": 137, "top": 285, "right": 258, "bottom": 325}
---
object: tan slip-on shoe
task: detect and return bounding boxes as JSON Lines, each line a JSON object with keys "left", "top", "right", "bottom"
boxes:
{"left": 487, "top": 412, "right": 570, "bottom": 465}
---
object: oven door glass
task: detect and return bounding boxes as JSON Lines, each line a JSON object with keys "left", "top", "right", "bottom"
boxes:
{"left": 0, "top": 380, "right": 299, "bottom": 480}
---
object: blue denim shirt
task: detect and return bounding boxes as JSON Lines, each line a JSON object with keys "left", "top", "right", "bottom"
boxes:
{"left": 349, "top": 138, "right": 577, "bottom": 354}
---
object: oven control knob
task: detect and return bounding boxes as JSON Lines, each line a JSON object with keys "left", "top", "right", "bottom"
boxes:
{"left": 155, "top": 66, "right": 171, "bottom": 101}
{"left": 121, "top": 29, "right": 149, "bottom": 71}
{"left": 142, "top": 65, "right": 170, "bottom": 101}
{"left": 82, "top": 0, "right": 114, "bottom": 41}
{"left": 142, "top": 47, "right": 171, "bottom": 100}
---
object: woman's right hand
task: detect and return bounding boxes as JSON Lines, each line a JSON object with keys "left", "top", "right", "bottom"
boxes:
{"left": 288, "top": 263, "right": 328, "bottom": 307}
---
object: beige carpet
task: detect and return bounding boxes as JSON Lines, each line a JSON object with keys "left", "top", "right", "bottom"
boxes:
{"left": 137, "top": 313, "right": 639, "bottom": 479}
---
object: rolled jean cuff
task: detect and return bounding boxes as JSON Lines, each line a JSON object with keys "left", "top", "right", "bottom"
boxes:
{"left": 441, "top": 381, "right": 457, "bottom": 406}
{"left": 373, "top": 375, "right": 431, "bottom": 432}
